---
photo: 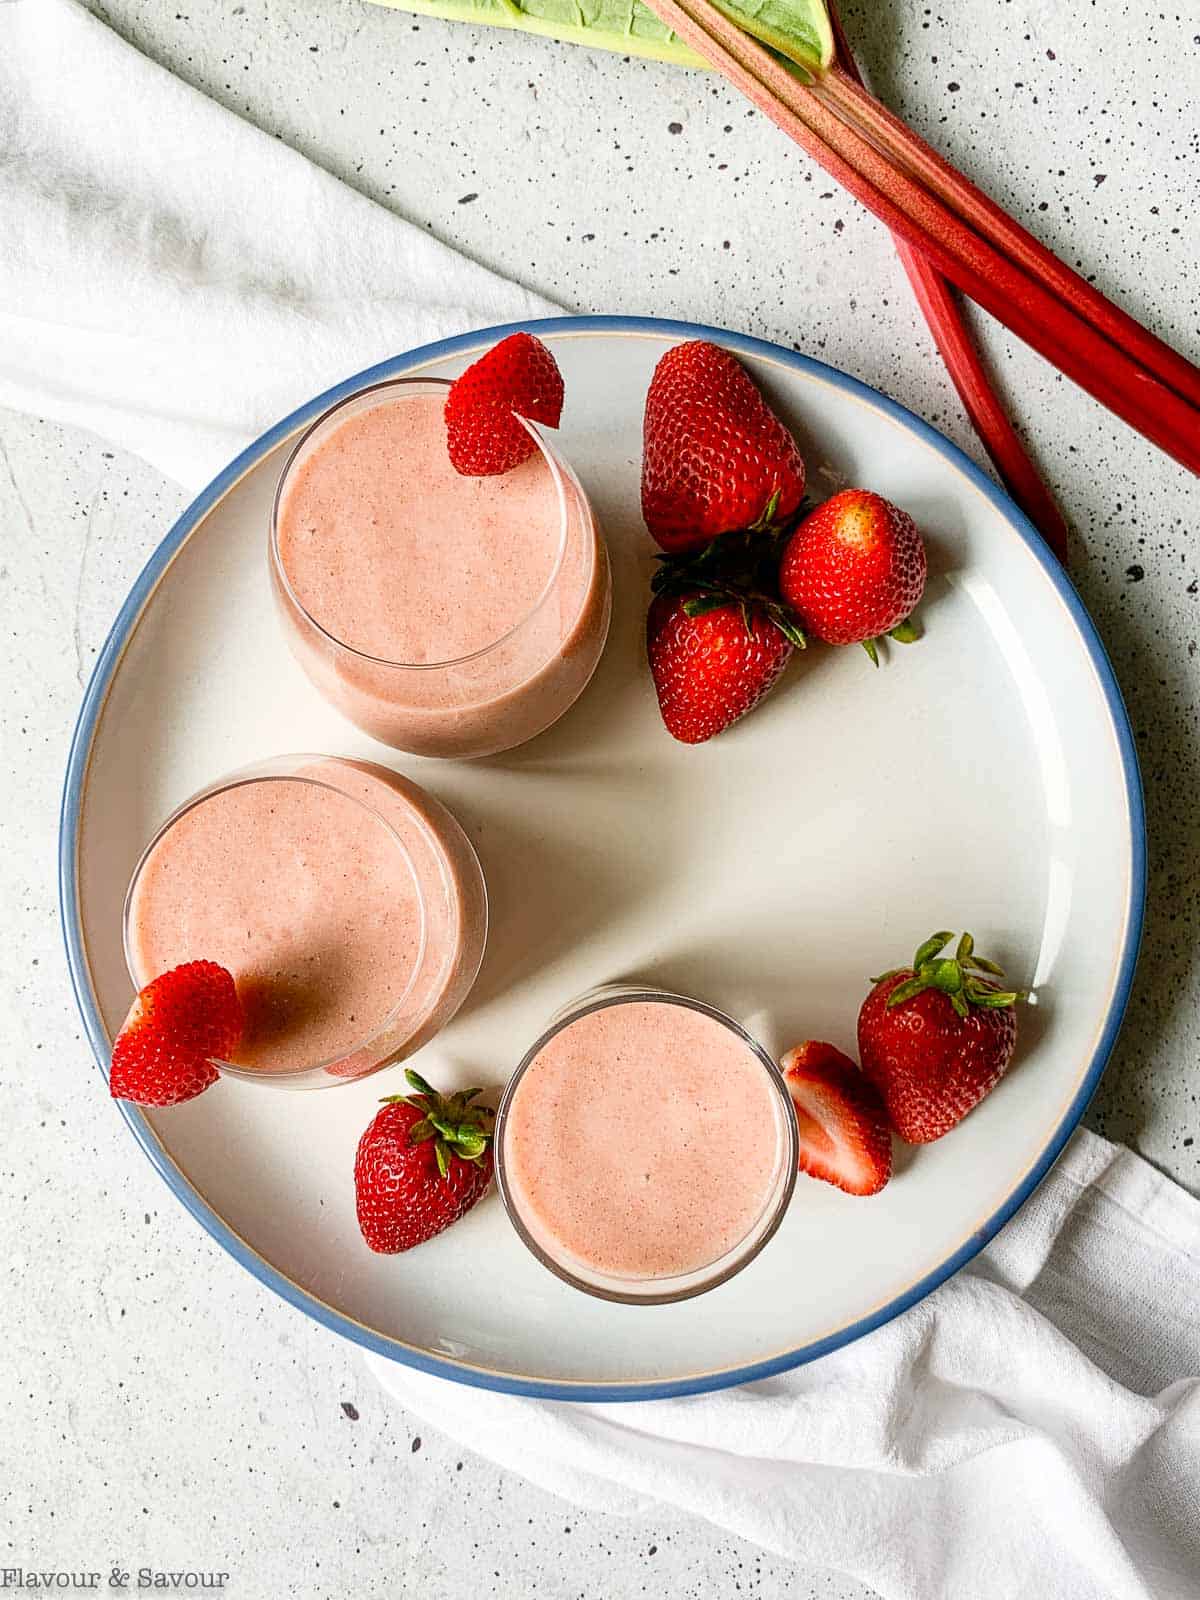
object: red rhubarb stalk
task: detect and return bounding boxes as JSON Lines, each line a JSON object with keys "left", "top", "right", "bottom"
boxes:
{"left": 814, "top": 65, "right": 1200, "bottom": 413}
{"left": 826, "top": 2, "right": 1070, "bottom": 563}
{"left": 776, "top": 74, "right": 1200, "bottom": 473}
{"left": 639, "top": 0, "right": 1200, "bottom": 476}
{"left": 894, "top": 244, "right": 1071, "bottom": 562}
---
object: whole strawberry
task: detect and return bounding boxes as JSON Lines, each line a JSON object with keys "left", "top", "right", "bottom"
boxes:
{"left": 642, "top": 341, "right": 806, "bottom": 554}
{"left": 782, "top": 1040, "right": 892, "bottom": 1196}
{"left": 779, "top": 489, "right": 926, "bottom": 663}
{"left": 444, "top": 331, "right": 564, "bottom": 477}
{"left": 857, "top": 932, "right": 1021, "bottom": 1142}
{"left": 647, "top": 590, "right": 795, "bottom": 743}
{"left": 355, "top": 1070, "right": 494, "bottom": 1253}
{"left": 110, "top": 960, "right": 243, "bottom": 1107}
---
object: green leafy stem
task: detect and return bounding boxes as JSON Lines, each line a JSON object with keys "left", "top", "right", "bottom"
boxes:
{"left": 874, "top": 931, "right": 1023, "bottom": 1021}
{"left": 651, "top": 525, "right": 808, "bottom": 647}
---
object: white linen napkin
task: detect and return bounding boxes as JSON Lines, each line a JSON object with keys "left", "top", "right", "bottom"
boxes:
{"left": 0, "top": 0, "right": 556, "bottom": 493}
{"left": 6, "top": 7, "right": 1198, "bottom": 1597}
{"left": 371, "top": 1128, "right": 1200, "bottom": 1600}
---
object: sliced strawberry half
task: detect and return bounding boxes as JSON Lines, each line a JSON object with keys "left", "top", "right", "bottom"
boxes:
{"left": 444, "top": 331, "right": 564, "bottom": 477}
{"left": 781, "top": 1040, "right": 892, "bottom": 1196}
{"left": 110, "top": 960, "right": 243, "bottom": 1107}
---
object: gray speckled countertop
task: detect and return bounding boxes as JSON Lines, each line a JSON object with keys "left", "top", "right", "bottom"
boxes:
{"left": 1, "top": 1, "right": 1197, "bottom": 1595}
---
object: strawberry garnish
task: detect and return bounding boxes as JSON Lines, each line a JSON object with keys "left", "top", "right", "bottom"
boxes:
{"left": 782, "top": 1041, "right": 892, "bottom": 1196}
{"left": 110, "top": 960, "right": 242, "bottom": 1107}
{"left": 779, "top": 488, "right": 927, "bottom": 663}
{"left": 444, "top": 332, "right": 564, "bottom": 477}
{"left": 857, "top": 931, "right": 1022, "bottom": 1143}
{"left": 354, "top": 1070, "right": 494, "bottom": 1253}
{"left": 647, "top": 589, "right": 796, "bottom": 744}
{"left": 642, "top": 340, "right": 806, "bottom": 554}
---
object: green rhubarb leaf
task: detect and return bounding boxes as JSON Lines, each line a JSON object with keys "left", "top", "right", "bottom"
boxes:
{"left": 708, "top": 0, "right": 833, "bottom": 73}
{"left": 366, "top": 0, "right": 834, "bottom": 75}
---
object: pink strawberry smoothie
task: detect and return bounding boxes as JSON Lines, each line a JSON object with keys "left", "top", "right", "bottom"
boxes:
{"left": 500, "top": 996, "right": 792, "bottom": 1287}
{"left": 125, "top": 757, "right": 487, "bottom": 1082}
{"left": 272, "top": 381, "right": 611, "bottom": 759}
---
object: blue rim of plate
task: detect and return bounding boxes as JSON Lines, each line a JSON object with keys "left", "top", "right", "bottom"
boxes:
{"left": 59, "top": 314, "right": 1146, "bottom": 1402}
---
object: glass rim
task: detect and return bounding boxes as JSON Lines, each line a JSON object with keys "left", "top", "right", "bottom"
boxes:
{"left": 494, "top": 987, "right": 798, "bottom": 1306}
{"left": 122, "top": 757, "right": 431, "bottom": 1081}
{"left": 268, "top": 375, "right": 577, "bottom": 671}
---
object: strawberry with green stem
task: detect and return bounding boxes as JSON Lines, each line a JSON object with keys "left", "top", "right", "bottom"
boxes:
{"left": 647, "top": 524, "right": 810, "bottom": 743}
{"left": 858, "top": 931, "right": 1022, "bottom": 1142}
{"left": 642, "top": 340, "right": 807, "bottom": 555}
{"left": 354, "top": 1069, "right": 494, "bottom": 1253}
{"left": 779, "top": 488, "right": 927, "bottom": 665}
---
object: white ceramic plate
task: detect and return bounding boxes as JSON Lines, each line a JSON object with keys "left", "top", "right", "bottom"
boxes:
{"left": 60, "top": 316, "right": 1144, "bottom": 1400}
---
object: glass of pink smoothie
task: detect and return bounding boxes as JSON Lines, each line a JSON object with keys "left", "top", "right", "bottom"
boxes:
{"left": 495, "top": 988, "right": 798, "bottom": 1303}
{"left": 123, "top": 755, "right": 487, "bottom": 1088}
{"left": 270, "top": 378, "right": 612, "bottom": 760}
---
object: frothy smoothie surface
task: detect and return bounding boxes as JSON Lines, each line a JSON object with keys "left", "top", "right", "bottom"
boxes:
{"left": 128, "top": 774, "right": 423, "bottom": 1073}
{"left": 503, "top": 1000, "right": 785, "bottom": 1282}
{"left": 276, "top": 390, "right": 564, "bottom": 663}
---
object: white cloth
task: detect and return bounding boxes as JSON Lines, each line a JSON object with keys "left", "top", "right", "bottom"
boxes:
{"left": 3, "top": 8, "right": 1197, "bottom": 1598}
{"left": 0, "top": 0, "right": 555, "bottom": 493}
{"left": 371, "top": 1129, "right": 1200, "bottom": 1599}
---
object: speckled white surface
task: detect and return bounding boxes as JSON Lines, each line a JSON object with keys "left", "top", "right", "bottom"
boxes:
{"left": 1, "top": 0, "right": 1197, "bottom": 1594}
